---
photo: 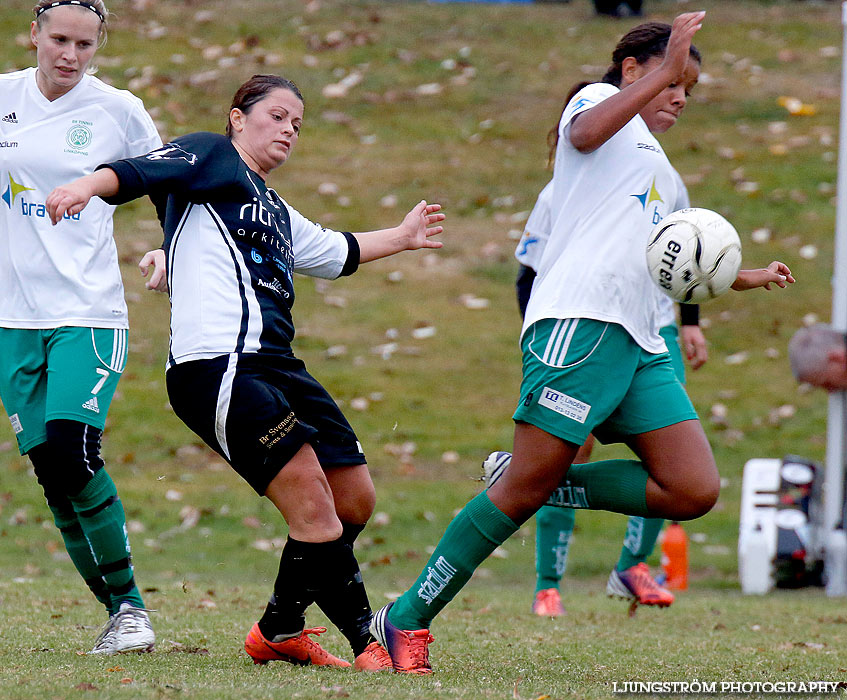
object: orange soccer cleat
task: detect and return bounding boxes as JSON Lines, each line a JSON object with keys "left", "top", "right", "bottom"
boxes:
{"left": 244, "top": 622, "right": 351, "bottom": 667}
{"left": 353, "top": 640, "right": 393, "bottom": 672}
{"left": 606, "top": 563, "right": 675, "bottom": 607}
{"left": 531, "top": 588, "right": 566, "bottom": 617}
{"left": 369, "top": 603, "right": 435, "bottom": 674}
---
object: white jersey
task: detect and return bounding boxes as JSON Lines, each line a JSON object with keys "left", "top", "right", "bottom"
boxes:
{"left": 522, "top": 82, "right": 684, "bottom": 353}
{"left": 0, "top": 68, "right": 161, "bottom": 329}
{"left": 518, "top": 171, "right": 689, "bottom": 331}
{"left": 515, "top": 179, "right": 553, "bottom": 270}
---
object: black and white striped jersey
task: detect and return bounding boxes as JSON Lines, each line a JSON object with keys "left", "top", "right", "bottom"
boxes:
{"left": 101, "top": 132, "right": 359, "bottom": 367}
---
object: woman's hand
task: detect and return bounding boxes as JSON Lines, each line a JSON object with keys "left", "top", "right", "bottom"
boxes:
{"left": 46, "top": 179, "right": 95, "bottom": 225}
{"left": 139, "top": 249, "right": 168, "bottom": 293}
{"left": 45, "top": 168, "right": 120, "bottom": 225}
{"left": 354, "top": 200, "right": 445, "bottom": 263}
{"left": 399, "top": 200, "right": 445, "bottom": 251}
{"left": 661, "top": 11, "right": 706, "bottom": 83}
{"left": 731, "top": 261, "right": 795, "bottom": 291}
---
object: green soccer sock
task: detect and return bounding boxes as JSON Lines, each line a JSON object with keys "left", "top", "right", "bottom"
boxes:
{"left": 564, "top": 459, "right": 650, "bottom": 517}
{"left": 535, "top": 505, "right": 576, "bottom": 592}
{"left": 48, "top": 499, "right": 112, "bottom": 613}
{"left": 388, "top": 491, "right": 518, "bottom": 631}
{"left": 69, "top": 469, "right": 144, "bottom": 614}
{"left": 617, "top": 517, "right": 665, "bottom": 571}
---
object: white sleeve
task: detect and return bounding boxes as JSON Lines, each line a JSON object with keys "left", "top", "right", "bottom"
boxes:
{"left": 285, "top": 200, "right": 353, "bottom": 279}
{"left": 123, "top": 96, "right": 163, "bottom": 158}
{"left": 561, "top": 82, "right": 619, "bottom": 144}
{"left": 515, "top": 179, "right": 554, "bottom": 269}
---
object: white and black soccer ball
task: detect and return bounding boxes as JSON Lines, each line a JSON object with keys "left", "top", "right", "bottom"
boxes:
{"left": 646, "top": 207, "right": 742, "bottom": 304}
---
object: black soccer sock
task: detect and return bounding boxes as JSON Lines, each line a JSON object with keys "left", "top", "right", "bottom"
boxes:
{"left": 259, "top": 536, "right": 373, "bottom": 656}
{"left": 258, "top": 538, "right": 314, "bottom": 641}
{"left": 310, "top": 537, "right": 374, "bottom": 657}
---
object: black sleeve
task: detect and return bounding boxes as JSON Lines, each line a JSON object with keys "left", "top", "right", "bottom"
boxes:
{"left": 97, "top": 132, "right": 232, "bottom": 206}
{"left": 516, "top": 264, "right": 536, "bottom": 320}
{"left": 679, "top": 303, "right": 700, "bottom": 326}
{"left": 339, "top": 232, "right": 360, "bottom": 277}
{"left": 150, "top": 191, "right": 169, "bottom": 233}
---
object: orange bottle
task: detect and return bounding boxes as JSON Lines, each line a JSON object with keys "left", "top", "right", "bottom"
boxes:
{"left": 661, "top": 521, "right": 689, "bottom": 590}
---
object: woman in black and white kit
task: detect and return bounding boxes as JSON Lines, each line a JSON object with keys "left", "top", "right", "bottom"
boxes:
{"left": 46, "top": 73, "right": 445, "bottom": 672}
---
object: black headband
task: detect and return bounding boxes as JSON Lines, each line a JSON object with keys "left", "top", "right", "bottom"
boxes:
{"left": 36, "top": 1, "right": 105, "bottom": 23}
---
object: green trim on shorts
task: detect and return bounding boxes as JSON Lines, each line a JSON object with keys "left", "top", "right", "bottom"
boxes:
{"left": 513, "top": 318, "right": 697, "bottom": 446}
{"left": 0, "top": 327, "right": 127, "bottom": 454}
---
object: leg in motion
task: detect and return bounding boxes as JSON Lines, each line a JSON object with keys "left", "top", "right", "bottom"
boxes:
{"left": 247, "top": 444, "right": 352, "bottom": 668}
{"left": 483, "top": 422, "right": 717, "bottom": 522}
{"left": 606, "top": 516, "right": 674, "bottom": 606}
{"left": 29, "top": 442, "right": 112, "bottom": 614}
{"left": 531, "top": 434, "right": 594, "bottom": 617}
{"left": 375, "top": 424, "right": 576, "bottom": 673}
{"left": 326, "top": 465, "right": 391, "bottom": 672}
{"left": 39, "top": 421, "right": 153, "bottom": 655}
{"left": 627, "top": 420, "right": 719, "bottom": 521}
{"left": 532, "top": 506, "right": 574, "bottom": 617}
{"left": 247, "top": 447, "right": 390, "bottom": 670}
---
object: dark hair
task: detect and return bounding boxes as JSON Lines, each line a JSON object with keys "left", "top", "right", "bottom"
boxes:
{"left": 547, "top": 22, "right": 701, "bottom": 165}
{"left": 601, "top": 21, "right": 700, "bottom": 87}
{"left": 226, "top": 74, "right": 304, "bottom": 138}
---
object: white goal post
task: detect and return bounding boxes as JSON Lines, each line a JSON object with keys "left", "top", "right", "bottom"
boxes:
{"left": 821, "top": 0, "right": 847, "bottom": 596}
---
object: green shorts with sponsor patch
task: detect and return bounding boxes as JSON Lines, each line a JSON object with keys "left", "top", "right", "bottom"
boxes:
{"left": 512, "top": 318, "right": 697, "bottom": 446}
{"left": 0, "top": 327, "right": 128, "bottom": 454}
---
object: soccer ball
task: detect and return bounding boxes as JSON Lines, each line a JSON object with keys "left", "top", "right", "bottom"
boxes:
{"left": 646, "top": 208, "right": 742, "bottom": 303}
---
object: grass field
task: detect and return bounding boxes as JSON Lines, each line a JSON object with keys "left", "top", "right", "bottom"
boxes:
{"left": 1, "top": 0, "right": 845, "bottom": 697}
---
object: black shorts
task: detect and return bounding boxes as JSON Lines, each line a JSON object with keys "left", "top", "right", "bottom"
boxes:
{"left": 166, "top": 352, "right": 366, "bottom": 495}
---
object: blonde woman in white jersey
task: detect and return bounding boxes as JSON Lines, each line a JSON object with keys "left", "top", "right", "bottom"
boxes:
{"left": 369, "top": 12, "right": 794, "bottom": 674}
{"left": 0, "top": 0, "right": 161, "bottom": 654}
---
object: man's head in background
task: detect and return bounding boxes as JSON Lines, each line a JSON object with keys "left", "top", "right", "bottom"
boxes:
{"left": 789, "top": 324, "right": 847, "bottom": 391}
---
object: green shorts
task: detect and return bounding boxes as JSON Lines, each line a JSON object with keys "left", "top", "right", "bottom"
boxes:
{"left": 660, "top": 323, "right": 686, "bottom": 385}
{"left": 513, "top": 318, "right": 697, "bottom": 446}
{"left": 0, "top": 327, "right": 127, "bottom": 454}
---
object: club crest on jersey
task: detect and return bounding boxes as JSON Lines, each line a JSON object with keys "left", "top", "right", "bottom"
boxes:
{"left": 146, "top": 143, "right": 198, "bottom": 164}
{"left": 65, "top": 119, "right": 93, "bottom": 155}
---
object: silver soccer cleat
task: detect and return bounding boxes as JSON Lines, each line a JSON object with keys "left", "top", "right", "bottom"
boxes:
{"left": 90, "top": 602, "right": 155, "bottom": 655}
{"left": 481, "top": 451, "right": 512, "bottom": 488}
{"left": 481, "top": 450, "right": 589, "bottom": 510}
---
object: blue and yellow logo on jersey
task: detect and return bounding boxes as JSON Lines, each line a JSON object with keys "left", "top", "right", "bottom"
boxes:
{"left": 2, "top": 172, "right": 79, "bottom": 220}
{"left": 631, "top": 177, "right": 665, "bottom": 225}
{"left": 1, "top": 172, "right": 35, "bottom": 208}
